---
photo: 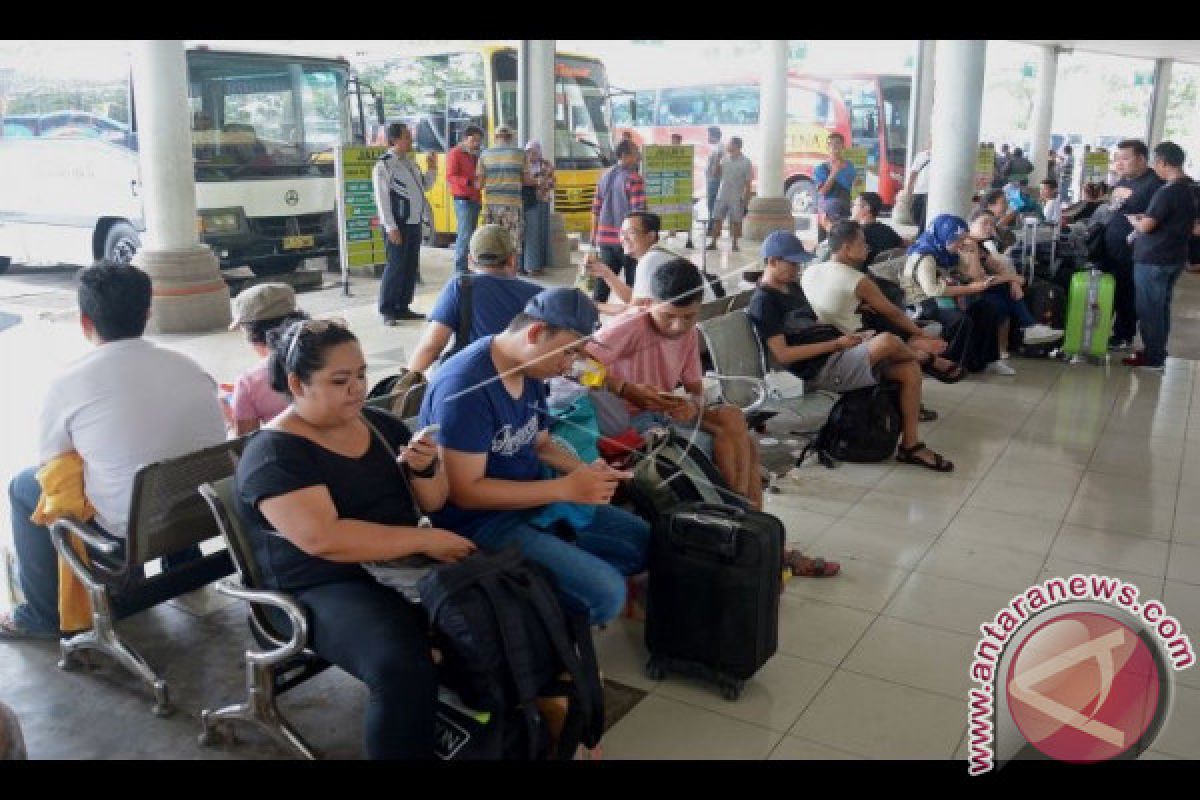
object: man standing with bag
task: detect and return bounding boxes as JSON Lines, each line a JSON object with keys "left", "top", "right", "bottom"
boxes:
{"left": 1102, "top": 139, "right": 1164, "bottom": 350}
{"left": 589, "top": 139, "right": 646, "bottom": 303}
{"left": 446, "top": 125, "right": 484, "bottom": 275}
{"left": 373, "top": 122, "right": 437, "bottom": 325}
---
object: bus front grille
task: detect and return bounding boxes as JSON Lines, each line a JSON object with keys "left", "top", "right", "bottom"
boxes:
{"left": 248, "top": 213, "right": 329, "bottom": 238}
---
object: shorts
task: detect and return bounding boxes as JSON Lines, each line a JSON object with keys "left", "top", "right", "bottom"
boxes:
{"left": 630, "top": 410, "right": 715, "bottom": 459}
{"left": 483, "top": 203, "right": 523, "bottom": 254}
{"left": 712, "top": 197, "right": 746, "bottom": 224}
{"left": 809, "top": 342, "right": 881, "bottom": 393}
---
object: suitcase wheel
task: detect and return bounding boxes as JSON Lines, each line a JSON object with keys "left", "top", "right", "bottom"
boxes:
{"left": 718, "top": 677, "right": 745, "bottom": 702}
{"left": 645, "top": 657, "right": 667, "bottom": 682}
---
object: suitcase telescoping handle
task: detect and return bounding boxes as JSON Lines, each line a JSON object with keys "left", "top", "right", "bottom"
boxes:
{"left": 671, "top": 509, "right": 740, "bottom": 560}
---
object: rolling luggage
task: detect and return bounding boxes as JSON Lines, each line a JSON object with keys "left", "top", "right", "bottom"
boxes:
{"left": 1011, "top": 219, "right": 1066, "bottom": 358}
{"left": 1010, "top": 218, "right": 1061, "bottom": 281}
{"left": 1063, "top": 267, "right": 1115, "bottom": 362}
{"left": 644, "top": 503, "right": 784, "bottom": 701}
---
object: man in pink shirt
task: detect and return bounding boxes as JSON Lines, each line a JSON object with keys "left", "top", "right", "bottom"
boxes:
{"left": 588, "top": 257, "right": 762, "bottom": 509}
{"left": 228, "top": 283, "right": 308, "bottom": 435}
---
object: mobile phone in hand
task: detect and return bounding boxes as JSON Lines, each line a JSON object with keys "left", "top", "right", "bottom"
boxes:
{"left": 413, "top": 424, "right": 441, "bottom": 442}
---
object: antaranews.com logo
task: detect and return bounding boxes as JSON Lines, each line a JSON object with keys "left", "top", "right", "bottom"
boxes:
{"left": 967, "top": 573, "right": 1195, "bottom": 774}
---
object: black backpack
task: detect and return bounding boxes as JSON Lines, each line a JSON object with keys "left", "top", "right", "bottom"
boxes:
{"left": 417, "top": 547, "right": 605, "bottom": 760}
{"left": 626, "top": 428, "right": 749, "bottom": 523}
{"left": 798, "top": 383, "right": 901, "bottom": 468}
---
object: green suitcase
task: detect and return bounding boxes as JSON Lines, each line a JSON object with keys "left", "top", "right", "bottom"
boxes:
{"left": 1063, "top": 268, "right": 1115, "bottom": 360}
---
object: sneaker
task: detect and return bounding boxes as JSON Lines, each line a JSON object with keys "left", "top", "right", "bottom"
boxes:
{"left": 381, "top": 316, "right": 400, "bottom": 327}
{"left": 1108, "top": 337, "right": 1132, "bottom": 351}
{"left": 395, "top": 309, "right": 426, "bottom": 322}
{"left": 985, "top": 360, "right": 1016, "bottom": 376}
{"left": 1022, "top": 324, "right": 1065, "bottom": 345}
{"left": 1122, "top": 351, "right": 1164, "bottom": 369}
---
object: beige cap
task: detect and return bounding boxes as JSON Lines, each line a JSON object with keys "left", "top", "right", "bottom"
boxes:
{"left": 229, "top": 282, "right": 298, "bottom": 329}
{"left": 470, "top": 224, "right": 514, "bottom": 266}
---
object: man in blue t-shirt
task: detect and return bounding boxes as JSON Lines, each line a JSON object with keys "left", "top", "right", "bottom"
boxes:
{"left": 418, "top": 288, "right": 650, "bottom": 625}
{"left": 407, "top": 225, "right": 542, "bottom": 375}
{"left": 814, "top": 132, "right": 856, "bottom": 242}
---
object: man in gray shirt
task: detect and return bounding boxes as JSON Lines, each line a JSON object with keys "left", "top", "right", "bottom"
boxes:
{"left": 706, "top": 137, "right": 753, "bottom": 252}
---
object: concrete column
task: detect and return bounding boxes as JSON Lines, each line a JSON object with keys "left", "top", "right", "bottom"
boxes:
{"left": 129, "top": 40, "right": 229, "bottom": 333}
{"left": 926, "top": 40, "right": 987, "bottom": 222}
{"left": 517, "top": 40, "right": 529, "bottom": 141}
{"left": 1147, "top": 58, "right": 1173, "bottom": 146}
{"left": 527, "top": 40, "right": 556, "bottom": 154}
{"left": 908, "top": 40, "right": 936, "bottom": 171}
{"left": 743, "top": 40, "right": 792, "bottom": 240}
{"left": 1029, "top": 45, "right": 1058, "bottom": 185}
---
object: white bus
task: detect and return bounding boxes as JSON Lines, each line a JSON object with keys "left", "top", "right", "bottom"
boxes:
{"left": 0, "top": 44, "right": 379, "bottom": 275}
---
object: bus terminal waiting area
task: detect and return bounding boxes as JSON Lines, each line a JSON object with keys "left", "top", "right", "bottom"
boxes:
{"left": 2, "top": 241, "right": 1200, "bottom": 762}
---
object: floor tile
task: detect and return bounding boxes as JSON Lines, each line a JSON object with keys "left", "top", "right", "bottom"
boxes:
{"left": 1073, "top": 470, "right": 1181, "bottom": 510}
{"left": 1151, "top": 684, "right": 1200, "bottom": 760}
{"left": 914, "top": 537, "right": 1046, "bottom": 593}
{"left": 883, "top": 573, "right": 1016, "bottom": 637}
{"left": 784, "top": 559, "right": 912, "bottom": 615}
{"left": 772, "top": 472, "right": 872, "bottom": 517}
{"left": 761, "top": 503, "right": 841, "bottom": 549}
{"left": 1063, "top": 494, "right": 1176, "bottom": 540}
{"left": 1049, "top": 525, "right": 1171, "bottom": 577}
{"left": 842, "top": 490, "right": 962, "bottom": 534}
{"left": 600, "top": 694, "right": 783, "bottom": 760}
{"left": 1037, "top": 558, "right": 1165, "bottom": 602}
{"left": 789, "top": 670, "right": 965, "bottom": 759}
{"left": 593, "top": 620, "right": 658, "bottom": 692}
{"left": 983, "top": 457, "right": 1083, "bottom": 495}
{"left": 813, "top": 518, "right": 939, "bottom": 570}
{"left": 966, "top": 480, "right": 1074, "bottom": 524}
{"left": 939, "top": 507, "right": 1061, "bottom": 557}
{"left": 842, "top": 616, "right": 978, "bottom": 701}
{"left": 768, "top": 735, "right": 862, "bottom": 760}
{"left": 775, "top": 595, "right": 877, "bottom": 666}
{"left": 1168, "top": 543, "right": 1200, "bottom": 587}
{"left": 873, "top": 469, "right": 979, "bottom": 504}
{"left": 654, "top": 653, "right": 833, "bottom": 734}
{"left": 1172, "top": 489, "right": 1200, "bottom": 543}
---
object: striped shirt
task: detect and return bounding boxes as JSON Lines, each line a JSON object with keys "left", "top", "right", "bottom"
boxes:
{"left": 478, "top": 145, "right": 526, "bottom": 208}
{"left": 592, "top": 165, "right": 646, "bottom": 246}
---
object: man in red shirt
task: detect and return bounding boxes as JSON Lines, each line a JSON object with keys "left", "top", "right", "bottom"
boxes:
{"left": 447, "top": 125, "right": 484, "bottom": 274}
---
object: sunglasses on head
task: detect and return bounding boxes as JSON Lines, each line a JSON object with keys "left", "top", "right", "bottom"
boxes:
{"left": 284, "top": 318, "right": 348, "bottom": 368}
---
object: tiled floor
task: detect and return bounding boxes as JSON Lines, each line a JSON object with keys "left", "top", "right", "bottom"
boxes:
{"left": 1, "top": 246, "right": 1200, "bottom": 760}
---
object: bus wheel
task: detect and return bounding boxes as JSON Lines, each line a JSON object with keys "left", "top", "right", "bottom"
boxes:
{"left": 103, "top": 223, "right": 140, "bottom": 265}
{"left": 785, "top": 179, "right": 817, "bottom": 216}
{"left": 249, "top": 257, "right": 302, "bottom": 277}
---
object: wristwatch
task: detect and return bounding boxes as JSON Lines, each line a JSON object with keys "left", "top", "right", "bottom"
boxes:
{"left": 408, "top": 455, "right": 440, "bottom": 480}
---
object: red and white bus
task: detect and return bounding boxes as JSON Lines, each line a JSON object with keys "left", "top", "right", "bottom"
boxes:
{"left": 612, "top": 73, "right": 911, "bottom": 215}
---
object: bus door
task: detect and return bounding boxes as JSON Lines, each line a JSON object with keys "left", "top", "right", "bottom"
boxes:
{"left": 834, "top": 79, "right": 882, "bottom": 193}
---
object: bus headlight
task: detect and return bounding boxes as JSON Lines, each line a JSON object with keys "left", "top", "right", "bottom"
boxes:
{"left": 197, "top": 209, "right": 243, "bottom": 234}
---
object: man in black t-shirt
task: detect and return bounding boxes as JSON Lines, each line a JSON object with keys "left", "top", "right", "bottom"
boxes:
{"left": 1122, "top": 141, "right": 1197, "bottom": 371}
{"left": 852, "top": 191, "right": 908, "bottom": 266}
{"left": 1102, "top": 139, "right": 1165, "bottom": 349}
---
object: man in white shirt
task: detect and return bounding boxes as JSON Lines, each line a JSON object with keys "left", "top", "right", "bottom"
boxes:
{"left": 2, "top": 264, "right": 226, "bottom": 639}
{"left": 1039, "top": 178, "right": 1063, "bottom": 225}
{"left": 587, "top": 212, "right": 714, "bottom": 313}
{"left": 373, "top": 122, "right": 438, "bottom": 325}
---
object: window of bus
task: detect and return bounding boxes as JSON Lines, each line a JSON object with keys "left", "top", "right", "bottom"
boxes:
{"left": 880, "top": 76, "right": 909, "bottom": 180}
{"left": 657, "top": 87, "right": 716, "bottom": 126}
{"left": 835, "top": 79, "right": 881, "bottom": 171}
{"left": 0, "top": 79, "right": 132, "bottom": 147}
{"left": 188, "top": 54, "right": 349, "bottom": 180}
{"left": 714, "top": 86, "right": 759, "bottom": 125}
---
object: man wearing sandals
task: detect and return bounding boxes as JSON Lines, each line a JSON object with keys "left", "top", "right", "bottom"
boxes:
{"left": 749, "top": 231, "right": 956, "bottom": 473}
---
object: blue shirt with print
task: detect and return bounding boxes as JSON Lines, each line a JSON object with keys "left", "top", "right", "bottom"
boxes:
{"left": 429, "top": 273, "right": 543, "bottom": 344}
{"left": 419, "top": 335, "right": 548, "bottom": 536}
{"left": 813, "top": 160, "right": 856, "bottom": 194}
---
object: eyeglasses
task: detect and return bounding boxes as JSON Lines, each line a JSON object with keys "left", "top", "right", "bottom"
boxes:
{"left": 284, "top": 318, "right": 347, "bottom": 369}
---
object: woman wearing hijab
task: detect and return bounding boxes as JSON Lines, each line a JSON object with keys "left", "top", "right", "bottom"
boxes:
{"left": 521, "top": 139, "right": 556, "bottom": 277}
{"left": 900, "top": 214, "right": 1012, "bottom": 375}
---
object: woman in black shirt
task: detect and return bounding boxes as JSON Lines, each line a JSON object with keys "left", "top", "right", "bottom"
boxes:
{"left": 236, "top": 319, "right": 475, "bottom": 759}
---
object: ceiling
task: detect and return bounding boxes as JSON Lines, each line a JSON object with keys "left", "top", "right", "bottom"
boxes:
{"left": 1019, "top": 41, "right": 1200, "bottom": 67}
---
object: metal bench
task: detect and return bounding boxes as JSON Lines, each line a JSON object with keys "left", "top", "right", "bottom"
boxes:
{"left": 50, "top": 439, "right": 244, "bottom": 715}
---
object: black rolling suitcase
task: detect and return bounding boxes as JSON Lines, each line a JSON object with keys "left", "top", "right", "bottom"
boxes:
{"left": 1012, "top": 218, "right": 1066, "bottom": 358}
{"left": 644, "top": 503, "right": 784, "bottom": 701}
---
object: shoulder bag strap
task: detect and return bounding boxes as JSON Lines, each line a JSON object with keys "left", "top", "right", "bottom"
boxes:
{"left": 361, "top": 412, "right": 428, "bottom": 525}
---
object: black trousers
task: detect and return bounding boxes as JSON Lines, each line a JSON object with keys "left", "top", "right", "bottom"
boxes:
{"left": 592, "top": 243, "right": 634, "bottom": 304}
{"left": 923, "top": 301, "right": 1003, "bottom": 372}
{"left": 912, "top": 194, "right": 928, "bottom": 233}
{"left": 290, "top": 577, "right": 437, "bottom": 760}
{"left": 380, "top": 224, "right": 421, "bottom": 317}
{"left": 1104, "top": 256, "right": 1138, "bottom": 341}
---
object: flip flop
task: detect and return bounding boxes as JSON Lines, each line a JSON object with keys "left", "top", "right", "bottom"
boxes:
{"left": 896, "top": 441, "right": 954, "bottom": 472}
{"left": 920, "top": 353, "right": 965, "bottom": 384}
{"left": 783, "top": 550, "right": 841, "bottom": 578}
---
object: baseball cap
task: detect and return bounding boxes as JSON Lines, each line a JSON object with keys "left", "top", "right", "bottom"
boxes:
{"left": 760, "top": 231, "right": 813, "bottom": 265}
{"left": 523, "top": 288, "right": 599, "bottom": 337}
{"left": 229, "top": 283, "right": 297, "bottom": 330}
{"left": 469, "top": 224, "right": 513, "bottom": 266}
{"left": 820, "top": 195, "right": 852, "bottom": 221}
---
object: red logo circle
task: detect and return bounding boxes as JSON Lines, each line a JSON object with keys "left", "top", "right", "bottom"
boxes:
{"left": 1006, "top": 612, "right": 1162, "bottom": 763}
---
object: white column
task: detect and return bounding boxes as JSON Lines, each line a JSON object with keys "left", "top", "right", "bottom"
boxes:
{"left": 517, "top": 40, "right": 529, "bottom": 141}
{"left": 743, "top": 40, "right": 792, "bottom": 239}
{"left": 926, "top": 40, "right": 987, "bottom": 222}
{"left": 908, "top": 40, "right": 937, "bottom": 170}
{"left": 1029, "top": 45, "right": 1058, "bottom": 185}
{"left": 129, "top": 40, "right": 230, "bottom": 332}
{"left": 1147, "top": 58, "right": 1173, "bottom": 146}
{"left": 527, "top": 40, "right": 556, "bottom": 154}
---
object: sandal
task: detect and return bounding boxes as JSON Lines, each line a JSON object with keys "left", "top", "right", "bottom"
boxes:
{"left": 896, "top": 441, "right": 954, "bottom": 472}
{"left": 0, "top": 610, "right": 59, "bottom": 641}
{"left": 919, "top": 405, "right": 938, "bottom": 422}
{"left": 783, "top": 550, "right": 841, "bottom": 578}
{"left": 919, "top": 352, "right": 965, "bottom": 384}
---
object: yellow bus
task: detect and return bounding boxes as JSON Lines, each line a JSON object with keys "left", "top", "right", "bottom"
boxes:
{"left": 367, "top": 45, "right": 615, "bottom": 243}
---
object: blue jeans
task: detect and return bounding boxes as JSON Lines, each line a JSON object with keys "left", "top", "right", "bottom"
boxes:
{"left": 980, "top": 284, "right": 1036, "bottom": 329}
{"left": 1134, "top": 262, "right": 1186, "bottom": 366}
{"left": 453, "top": 198, "right": 481, "bottom": 274}
{"left": 471, "top": 505, "right": 650, "bottom": 625}
{"left": 522, "top": 200, "right": 550, "bottom": 272}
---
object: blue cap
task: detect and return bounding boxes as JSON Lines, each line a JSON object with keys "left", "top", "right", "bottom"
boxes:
{"left": 819, "top": 195, "right": 852, "bottom": 220}
{"left": 523, "top": 288, "right": 599, "bottom": 337}
{"left": 760, "top": 230, "right": 812, "bottom": 264}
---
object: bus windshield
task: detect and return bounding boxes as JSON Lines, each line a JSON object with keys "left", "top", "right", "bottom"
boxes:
{"left": 492, "top": 52, "right": 614, "bottom": 169}
{"left": 187, "top": 52, "right": 350, "bottom": 181}
{"left": 881, "top": 76, "right": 910, "bottom": 173}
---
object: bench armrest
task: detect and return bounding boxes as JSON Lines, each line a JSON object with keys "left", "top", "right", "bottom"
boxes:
{"left": 214, "top": 578, "right": 309, "bottom": 666}
{"left": 709, "top": 375, "right": 770, "bottom": 415}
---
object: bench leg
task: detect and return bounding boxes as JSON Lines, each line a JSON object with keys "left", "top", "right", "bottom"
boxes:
{"left": 199, "top": 660, "right": 317, "bottom": 760}
{"left": 58, "top": 584, "right": 171, "bottom": 717}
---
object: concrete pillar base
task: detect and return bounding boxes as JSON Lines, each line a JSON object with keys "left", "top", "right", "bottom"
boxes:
{"left": 133, "top": 245, "right": 232, "bottom": 333}
{"left": 742, "top": 197, "right": 794, "bottom": 241}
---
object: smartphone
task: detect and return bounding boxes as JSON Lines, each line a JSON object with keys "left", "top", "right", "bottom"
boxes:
{"left": 412, "top": 423, "right": 441, "bottom": 441}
